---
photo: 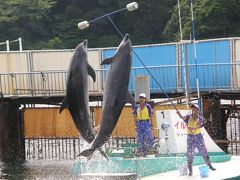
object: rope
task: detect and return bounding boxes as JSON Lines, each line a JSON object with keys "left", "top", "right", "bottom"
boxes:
{"left": 107, "top": 16, "right": 178, "bottom": 111}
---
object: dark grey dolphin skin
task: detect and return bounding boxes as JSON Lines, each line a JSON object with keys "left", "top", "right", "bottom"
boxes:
{"left": 60, "top": 39, "right": 96, "bottom": 143}
{"left": 78, "top": 34, "right": 135, "bottom": 159}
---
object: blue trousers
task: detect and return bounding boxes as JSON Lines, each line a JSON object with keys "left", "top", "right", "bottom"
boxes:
{"left": 187, "top": 133, "right": 208, "bottom": 162}
{"left": 136, "top": 120, "right": 154, "bottom": 153}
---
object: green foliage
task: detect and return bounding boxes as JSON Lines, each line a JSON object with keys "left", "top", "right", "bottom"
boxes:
{"left": 164, "top": 0, "right": 240, "bottom": 42}
{"left": 0, "top": 0, "right": 240, "bottom": 50}
{"left": 0, "top": 0, "right": 55, "bottom": 50}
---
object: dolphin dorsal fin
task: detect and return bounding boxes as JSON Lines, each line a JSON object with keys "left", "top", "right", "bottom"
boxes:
{"left": 88, "top": 64, "right": 96, "bottom": 82}
{"left": 125, "top": 91, "right": 135, "bottom": 106}
{"left": 101, "top": 57, "right": 114, "bottom": 65}
{"left": 59, "top": 96, "right": 68, "bottom": 113}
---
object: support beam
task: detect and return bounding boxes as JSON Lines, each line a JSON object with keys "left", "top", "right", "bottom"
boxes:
{"left": 0, "top": 102, "right": 25, "bottom": 162}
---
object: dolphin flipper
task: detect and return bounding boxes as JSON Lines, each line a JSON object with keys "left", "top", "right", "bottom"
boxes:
{"left": 101, "top": 57, "right": 114, "bottom": 65}
{"left": 125, "top": 91, "right": 135, "bottom": 106}
{"left": 88, "top": 64, "right": 96, "bottom": 82}
{"left": 59, "top": 96, "right": 68, "bottom": 113}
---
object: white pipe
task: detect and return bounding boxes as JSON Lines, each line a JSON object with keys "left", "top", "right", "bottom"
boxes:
{"left": 177, "top": 0, "right": 183, "bottom": 41}
{"left": 19, "top": 37, "right": 22, "bottom": 51}
{"left": 6, "top": 40, "right": 10, "bottom": 52}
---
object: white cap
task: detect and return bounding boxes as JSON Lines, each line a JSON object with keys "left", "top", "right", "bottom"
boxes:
{"left": 139, "top": 93, "right": 146, "bottom": 98}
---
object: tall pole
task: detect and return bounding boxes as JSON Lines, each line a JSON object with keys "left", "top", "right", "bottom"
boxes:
{"left": 177, "top": 0, "right": 183, "bottom": 41}
{"left": 19, "top": 37, "right": 22, "bottom": 51}
{"left": 177, "top": 0, "right": 189, "bottom": 108}
{"left": 6, "top": 40, "right": 10, "bottom": 52}
{"left": 190, "top": 0, "right": 201, "bottom": 110}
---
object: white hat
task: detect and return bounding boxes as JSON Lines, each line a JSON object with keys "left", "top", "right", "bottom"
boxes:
{"left": 139, "top": 93, "right": 146, "bottom": 98}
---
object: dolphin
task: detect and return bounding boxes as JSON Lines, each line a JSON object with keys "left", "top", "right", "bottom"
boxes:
{"left": 60, "top": 39, "right": 96, "bottom": 143}
{"left": 78, "top": 34, "right": 135, "bottom": 159}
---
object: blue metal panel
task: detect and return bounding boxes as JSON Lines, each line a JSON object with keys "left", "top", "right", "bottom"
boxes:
{"left": 181, "top": 40, "right": 231, "bottom": 90}
{"left": 102, "top": 44, "right": 176, "bottom": 67}
{"left": 102, "top": 44, "right": 177, "bottom": 93}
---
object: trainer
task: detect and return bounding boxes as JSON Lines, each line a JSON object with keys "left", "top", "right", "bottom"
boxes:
{"left": 133, "top": 93, "right": 154, "bottom": 156}
{"left": 177, "top": 104, "right": 216, "bottom": 176}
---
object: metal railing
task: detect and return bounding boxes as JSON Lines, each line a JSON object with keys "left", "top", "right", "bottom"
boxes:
{"left": 25, "top": 136, "right": 240, "bottom": 161}
{"left": 25, "top": 137, "right": 138, "bottom": 160}
{"left": 1, "top": 63, "right": 240, "bottom": 98}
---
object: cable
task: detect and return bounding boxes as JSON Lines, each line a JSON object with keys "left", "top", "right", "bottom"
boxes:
{"left": 107, "top": 16, "right": 178, "bottom": 111}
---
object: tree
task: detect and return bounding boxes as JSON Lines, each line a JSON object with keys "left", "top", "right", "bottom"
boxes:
{"left": 164, "top": 0, "right": 240, "bottom": 42}
{"left": 1, "top": 0, "right": 239, "bottom": 50}
{"left": 0, "top": 0, "right": 55, "bottom": 50}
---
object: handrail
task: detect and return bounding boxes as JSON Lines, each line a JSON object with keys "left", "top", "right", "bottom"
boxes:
{"left": 0, "top": 62, "right": 240, "bottom": 75}
{"left": 0, "top": 63, "right": 240, "bottom": 98}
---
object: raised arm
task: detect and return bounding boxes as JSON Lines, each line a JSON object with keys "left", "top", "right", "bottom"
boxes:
{"left": 177, "top": 111, "right": 189, "bottom": 122}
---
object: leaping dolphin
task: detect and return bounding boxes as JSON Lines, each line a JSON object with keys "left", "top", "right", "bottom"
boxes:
{"left": 60, "top": 39, "right": 96, "bottom": 143}
{"left": 78, "top": 34, "right": 135, "bottom": 159}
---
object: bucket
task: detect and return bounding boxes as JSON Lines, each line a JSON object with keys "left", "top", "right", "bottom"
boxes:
{"left": 199, "top": 165, "right": 209, "bottom": 178}
{"left": 178, "top": 164, "right": 188, "bottom": 176}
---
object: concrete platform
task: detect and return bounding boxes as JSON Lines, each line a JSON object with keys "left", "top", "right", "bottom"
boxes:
{"left": 140, "top": 156, "right": 240, "bottom": 180}
{"left": 78, "top": 173, "right": 137, "bottom": 180}
{"left": 72, "top": 152, "right": 231, "bottom": 177}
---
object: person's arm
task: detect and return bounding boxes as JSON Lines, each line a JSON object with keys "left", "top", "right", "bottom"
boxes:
{"left": 133, "top": 114, "right": 137, "bottom": 124}
{"left": 177, "top": 111, "right": 186, "bottom": 120}
{"left": 177, "top": 111, "right": 190, "bottom": 123}
{"left": 132, "top": 106, "right": 138, "bottom": 124}
{"left": 147, "top": 104, "right": 154, "bottom": 126}
{"left": 197, "top": 115, "right": 204, "bottom": 128}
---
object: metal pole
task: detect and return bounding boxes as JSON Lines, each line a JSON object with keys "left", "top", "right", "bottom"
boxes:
{"left": 6, "top": 40, "right": 10, "bottom": 52}
{"left": 190, "top": 0, "right": 201, "bottom": 110}
{"left": 177, "top": 0, "right": 189, "bottom": 108}
{"left": 177, "top": 0, "right": 183, "bottom": 41}
{"left": 89, "top": 7, "right": 126, "bottom": 24}
{"left": 19, "top": 37, "right": 22, "bottom": 51}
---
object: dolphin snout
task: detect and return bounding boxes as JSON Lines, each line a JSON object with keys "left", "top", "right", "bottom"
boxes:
{"left": 124, "top": 34, "right": 129, "bottom": 41}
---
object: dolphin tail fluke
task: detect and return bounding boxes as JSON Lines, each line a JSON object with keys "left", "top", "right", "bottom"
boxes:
{"left": 98, "top": 148, "right": 109, "bottom": 161}
{"left": 59, "top": 97, "right": 68, "bottom": 114}
{"left": 77, "top": 148, "right": 95, "bottom": 160}
{"left": 101, "top": 57, "right": 114, "bottom": 65}
{"left": 87, "top": 64, "right": 96, "bottom": 82}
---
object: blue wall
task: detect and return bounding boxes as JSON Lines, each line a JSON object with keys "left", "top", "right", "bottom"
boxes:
{"left": 102, "top": 39, "right": 231, "bottom": 93}
{"left": 181, "top": 40, "right": 231, "bottom": 90}
{"left": 103, "top": 44, "right": 177, "bottom": 92}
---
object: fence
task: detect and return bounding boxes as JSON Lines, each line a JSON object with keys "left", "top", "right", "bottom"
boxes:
{"left": 25, "top": 136, "right": 240, "bottom": 161}
{"left": 25, "top": 137, "right": 138, "bottom": 160}
{"left": 1, "top": 63, "right": 240, "bottom": 97}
